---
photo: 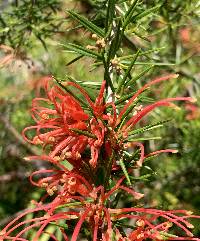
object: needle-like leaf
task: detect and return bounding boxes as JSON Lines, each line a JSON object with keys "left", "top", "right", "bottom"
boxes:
{"left": 68, "top": 10, "right": 105, "bottom": 37}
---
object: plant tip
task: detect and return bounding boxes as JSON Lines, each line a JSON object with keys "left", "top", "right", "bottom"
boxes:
{"left": 187, "top": 223, "right": 194, "bottom": 229}
{"left": 0, "top": 230, "right": 6, "bottom": 236}
{"left": 24, "top": 156, "right": 31, "bottom": 161}
{"left": 191, "top": 98, "right": 197, "bottom": 103}
{"left": 173, "top": 74, "right": 179, "bottom": 78}
{"left": 186, "top": 211, "right": 193, "bottom": 215}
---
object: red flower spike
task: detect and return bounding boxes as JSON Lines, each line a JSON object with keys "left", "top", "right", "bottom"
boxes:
{"left": 145, "top": 149, "right": 178, "bottom": 159}
{"left": 22, "top": 80, "right": 90, "bottom": 169}
{"left": 122, "top": 97, "right": 195, "bottom": 131}
{"left": 23, "top": 77, "right": 193, "bottom": 172}
{"left": 1, "top": 176, "right": 200, "bottom": 241}
{"left": 71, "top": 208, "right": 91, "bottom": 241}
{"left": 93, "top": 80, "right": 107, "bottom": 117}
{"left": 109, "top": 207, "right": 200, "bottom": 241}
{"left": 23, "top": 80, "right": 112, "bottom": 169}
{"left": 117, "top": 74, "right": 179, "bottom": 125}
{"left": 118, "top": 185, "right": 144, "bottom": 199}
{"left": 11, "top": 77, "right": 200, "bottom": 241}
{"left": 66, "top": 80, "right": 107, "bottom": 118}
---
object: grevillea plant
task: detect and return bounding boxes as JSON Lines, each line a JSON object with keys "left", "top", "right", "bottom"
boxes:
{"left": 1, "top": 76, "right": 199, "bottom": 241}
{"left": 0, "top": 1, "right": 200, "bottom": 240}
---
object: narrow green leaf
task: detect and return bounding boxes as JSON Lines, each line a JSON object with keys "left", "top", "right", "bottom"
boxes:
{"left": 105, "top": 21, "right": 114, "bottom": 39}
{"left": 66, "top": 55, "right": 83, "bottom": 66}
{"left": 128, "top": 119, "right": 171, "bottom": 136}
{"left": 112, "top": 192, "right": 122, "bottom": 208}
{"left": 125, "top": 149, "right": 141, "bottom": 163}
{"left": 131, "top": 29, "right": 150, "bottom": 42}
{"left": 102, "top": 54, "right": 115, "bottom": 93}
{"left": 115, "top": 92, "right": 136, "bottom": 105}
{"left": 57, "top": 201, "right": 90, "bottom": 209}
{"left": 115, "top": 88, "right": 152, "bottom": 107}
{"left": 131, "top": 5, "right": 161, "bottom": 22}
{"left": 125, "top": 65, "right": 154, "bottom": 87}
{"left": 75, "top": 81, "right": 102, "bottom": 86}
{"left": 106, "top": 0, "right": 116, "bottom": 32}
{"left": 50, "top": 222, "right": 68, "bottom": 230}
{"left": 130, "top": 174, "right": 152, "bottom": 181}
{"left": 127, "top": 136, "right": 161, "bottom": 142}
{"left": 70, "top": 128, "right": 97, "bottom": 139}
{"left": 150, "top": 26, "right": 168, "bottom": 36}
{"left": 68, "top": 10, "right": 104, "bottom": 37}
{"left": 144, "top": 154, "right": 159, "bottom": 163}
{"left": 144, "top": 165, "right": 154, "bottom": 171}
{"left": 65, "top": 74, "right": 79, "bottom": 83}
{"left": 40, "top": 226, "right": 57, "bottom": 241}
{"left": 62, "top": 43, "right": 101, "bottom": 59}
{"left": 117, "top": 115, "right": 128, "bottom": 131}
{"left": 61, "top": 160, "right": 73, "bottom": 171}
{"left": 119, "top": 158, "right": 131, "bottom": 185}
{"left": 65, "top": 24, "right": 84, "bottom": 33}
{"left": 119, "top": 101, "right": 137, "bottom": 125}
{"left": 117, "top": 49, "right": 140, "bottom": 93}
{"left": 123, "top": 0, "right": 140, "bottom": 29}
{"left": 54, "top": 77, "right": 89, "bottom": 108}
{"left": 115, "top": 222, "right": 137, "bottom": 229}
{"left": 64, "top": 74, "right": 96, "bottom": 101}
{"left": 119, "top": 47, "right": 166, "bottom": 60}
{"left": 124, "top": 0, "right": 139, "bottom": 19}
{"left": 159, "top": 231, "right": 179, "bottom": 238}
{"left": 91, "top": 62, "right": 103, "bottom": 70}
{"left": 121, "top": 61, "right": 175, "bottom": 66}
{"left": 107, "top": 20, "right": 123, "bottom": 62}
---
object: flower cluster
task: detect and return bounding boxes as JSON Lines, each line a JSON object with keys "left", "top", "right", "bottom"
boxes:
{"left": 1, "top": 75, "right": 199, "bottom": 241}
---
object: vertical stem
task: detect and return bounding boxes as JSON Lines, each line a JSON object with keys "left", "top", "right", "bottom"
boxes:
{"left": 104, "top": 151, "right": 114, "bottom": 190}
{"left": 102, "top": 53, "right": 115, "bottom": 93}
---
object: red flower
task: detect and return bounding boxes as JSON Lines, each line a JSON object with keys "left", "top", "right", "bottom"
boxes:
{"left": 1, "top": 173, "right": 199, "bottom": 241}
{"left": 114, "top": 74, "right": 195, "bottom": 168}
{"left": 22, "top": 79, "right": 89, "bottom": 169}
{"left": 12, "top": 76, "right": 199, "bottom": 241}
{"left": 64, "top": 74, "right": 195, "bottom": 170}
{"left": 23, "top": 75, "right": 196, "bottom": 172}
{"left": 22, "top": 79, "right": 112, "bottom": 169}
{"left": 65, "top": 80, "right": 116, "bottom": 168}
